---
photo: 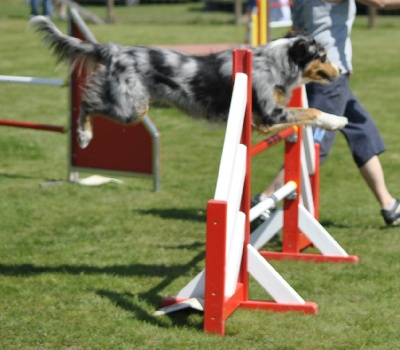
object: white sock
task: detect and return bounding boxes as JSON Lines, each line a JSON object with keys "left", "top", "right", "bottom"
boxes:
{"left": 385, "top": 199, "right": 397, "bottom": 211}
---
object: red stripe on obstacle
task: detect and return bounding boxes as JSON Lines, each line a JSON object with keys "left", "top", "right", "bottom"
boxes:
{"left": 233, "top": 49, "right": 253, "bottom": 302}
{"left": 269, "top": 1, "right": 293, "bottom": 8}
{"left": 241, "top": 300, "right": 317, "bottom": 314}
{"left": 250, "top": 126, "right": 297, "bottom": 157}
{"left": 259, "top": 251, "right": 359, "bottom": 264}
{"left": 0, "top": 119, "right": 66, "bottom": 133}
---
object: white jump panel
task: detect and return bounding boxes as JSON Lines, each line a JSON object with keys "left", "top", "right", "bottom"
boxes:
{"left": 225, "top": 211, "right": 246, "bottom": 297}
{"left": 298, "top": 205, "right": 348, "bottom": 257}
{"left": 176, "top": 269, "right": 205, "bottom": 299}
{"left": 226, "top": 144, "right": 246, "bottom": 247}
{"left": 247, "top": 244, "right": 305, "bottom": 304}
{"left": 214, "top": 73, "right": 247, "bottom": 201}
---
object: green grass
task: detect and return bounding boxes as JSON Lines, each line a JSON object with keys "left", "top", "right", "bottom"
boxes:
{"left": 1, "top": 1, "right": 400, "bottom": 348}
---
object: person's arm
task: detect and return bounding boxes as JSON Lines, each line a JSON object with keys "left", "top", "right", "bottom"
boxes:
{"left": 357, "top": 0, "right": 400, "bottom": 9}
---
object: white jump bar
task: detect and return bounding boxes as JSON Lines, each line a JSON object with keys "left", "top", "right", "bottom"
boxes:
{"left": 249, "top": 180, "right": 297, "bottom": 222}
{"left": 0, "top": 75, "right": 65, "bottom": 87}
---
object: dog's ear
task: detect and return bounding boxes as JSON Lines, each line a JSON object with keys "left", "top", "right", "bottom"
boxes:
{"left": 288, "top": 37, "right": 313, "bottom": 64}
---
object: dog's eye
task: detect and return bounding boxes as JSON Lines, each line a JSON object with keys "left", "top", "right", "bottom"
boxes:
{"left": 320, "top": 55, "right": 327, "bottom": 63}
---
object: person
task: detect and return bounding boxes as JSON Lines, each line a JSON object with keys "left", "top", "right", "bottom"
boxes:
{"left": 270, "top": 0, "right": 292, "bottom": 23}
{"left": 30, "top": 0, "right": 53, "bottom": 18}
{"left": 252, "top": 0, "right": 400, "bottom": 226}
{"left": 55, "top": 0, "right": 67, "bottom": 20}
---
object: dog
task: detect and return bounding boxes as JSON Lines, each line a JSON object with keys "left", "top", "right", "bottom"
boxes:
{"left": 30, "top": 16, "right": 347, "bottom": 149}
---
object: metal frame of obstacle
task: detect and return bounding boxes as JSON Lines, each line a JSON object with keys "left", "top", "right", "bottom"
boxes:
{"left": 68, "top": 9, "right": 161, "bottom": 191}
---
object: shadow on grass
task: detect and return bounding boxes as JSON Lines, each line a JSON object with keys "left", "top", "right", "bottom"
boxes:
{"left": 166, "top": 242, "right": 205, "bottom": 250}
{"left": 319, "top": 218, "right": 392, "bottom": 230}
{"left": 95, "top": 289, "right": 203, "bottom": 331}
{"left": 319, "top": 219, "right": 355, "bottom": 229}
{"left": 95, "top": 248, "right": 205, "bottom": 331}
{"left": 0, "top": 172, "right": 39, "bottom": 180}
{"left": 0, "top": 250, "right": 205, "bottom": 331}
{"left": 137, "top": 207, "right": 206, "bottom": 223}
{"left": 0, "top": 250, "right": 204, "bottom": 278}
{"left": 93, "top": 248, "right": 205, "bottom": 330}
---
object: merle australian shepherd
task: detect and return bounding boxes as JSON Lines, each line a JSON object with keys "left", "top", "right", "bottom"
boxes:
{"left": 30, "top": 16, "right": 347, "bottom": 148}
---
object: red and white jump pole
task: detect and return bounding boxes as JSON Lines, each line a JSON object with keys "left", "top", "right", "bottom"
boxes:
{"left": 0, "top": 75, "right": 67, "bottom": 133}
{"left": 0, "top": 119, "right": 66, "bottom": 133}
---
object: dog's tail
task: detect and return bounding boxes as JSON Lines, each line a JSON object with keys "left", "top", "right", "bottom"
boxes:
{"left": 29, "top": 16, "right": 108, "bottom": 67}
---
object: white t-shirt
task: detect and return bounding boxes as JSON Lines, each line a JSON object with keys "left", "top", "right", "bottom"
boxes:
{"left": 292, "top": 0, "right": 356, "bottom": 74}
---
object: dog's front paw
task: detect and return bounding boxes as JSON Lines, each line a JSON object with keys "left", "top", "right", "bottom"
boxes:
{"left": 316, "top": 113, "right": 348, "bottom": 130}
{"left": 78, "top": 129, "right": 93, "bottom": 149}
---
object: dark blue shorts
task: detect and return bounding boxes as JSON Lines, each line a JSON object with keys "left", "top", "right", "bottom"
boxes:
{"left": 306, "top": 75, "right": 385, "bottom": 168}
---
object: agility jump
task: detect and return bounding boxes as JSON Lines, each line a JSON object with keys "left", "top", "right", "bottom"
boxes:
{"left": 250, "top": 87, "right": 359, "bottom": 263}
{"left": 157, "top": 49, "right": 358, "bottom": 335}
{"left": 0, "top": 9, "right": 160, "bottom": 191}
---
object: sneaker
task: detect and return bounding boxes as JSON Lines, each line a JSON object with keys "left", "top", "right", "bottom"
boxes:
{"left": 381, "top": 199, "right": 400, "bottom": 226}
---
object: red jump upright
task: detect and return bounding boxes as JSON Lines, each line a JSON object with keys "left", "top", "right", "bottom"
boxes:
{"left": 250, "top": 87, "right": 359, "bottom": 263}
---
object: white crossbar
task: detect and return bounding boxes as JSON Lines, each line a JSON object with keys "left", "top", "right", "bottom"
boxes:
{"left": 249, "top": 181, "right": 297, "bottom": 222}
{"left": 0, "top": 75, "right": 65, "bottom": 86}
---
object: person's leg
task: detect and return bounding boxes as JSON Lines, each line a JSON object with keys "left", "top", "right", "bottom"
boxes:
{"left": 341, "top": 88, "right": 390, "bottom": 208}
{"left": 359, "top": 156, "right": 394, "bottom": 209}
{"left": 30, "top": 0, "right": 39, "bottom": 16}
{"left": 42, "top": 0, "right": 53, "bottom": 16}
{"left": 59, "top": 2, "right": 67, "bottom": 19}
{"left": 340, "top": 86, "right": 400, "bottom": 224}
{"left": 257, "top": 167, "right": 284, "bottom": 199}
{"left": 362, "top": 155, "right": 400, "bottom": 225}
{"left": 341, "top": 89, "right": 395, "bottom": 209}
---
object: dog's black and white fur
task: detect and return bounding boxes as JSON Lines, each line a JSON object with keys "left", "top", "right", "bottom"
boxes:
{"left": 30, "top": 16, "right": 347, "bottom": 148}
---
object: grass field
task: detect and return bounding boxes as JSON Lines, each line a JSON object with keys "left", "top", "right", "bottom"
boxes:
{"left": 1, "top": 1, "right": 400, "bottom": 349}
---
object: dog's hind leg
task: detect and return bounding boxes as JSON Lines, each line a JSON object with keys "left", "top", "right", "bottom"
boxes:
{"left": 75, "top": 66, "right": 150, "bottom": 148}
{"left": 77, "top": 103, "right": 94, "bottom": 149}
{"left": 76, "top": 95, "right": 150, "bottom": 149}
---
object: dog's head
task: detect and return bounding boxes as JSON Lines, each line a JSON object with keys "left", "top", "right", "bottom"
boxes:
{"left": 287, "top": 34, "right": 340, "bottom": 84}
